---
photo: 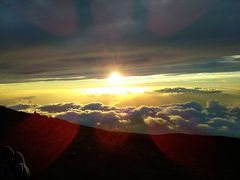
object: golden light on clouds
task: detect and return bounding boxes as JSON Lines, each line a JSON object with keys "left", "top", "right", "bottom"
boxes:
{"left": 0, "top": 71, "right": 240, "bottom": 105}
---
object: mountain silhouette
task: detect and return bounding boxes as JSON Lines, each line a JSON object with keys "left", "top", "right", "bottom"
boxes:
{"left": 0, "top": 106, "right": 240, "bottom": 179}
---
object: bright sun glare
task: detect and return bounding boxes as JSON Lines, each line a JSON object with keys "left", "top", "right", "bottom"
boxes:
{"left": 108, "top": 72, "right": 123, "bottom": 85}
{"left": 76, "top": 71, "right": 145, "bottom": 95}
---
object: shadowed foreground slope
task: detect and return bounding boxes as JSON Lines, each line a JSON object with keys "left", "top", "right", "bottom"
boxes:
{"left": 0, "top": 106, "right": 240, "bottom": 179}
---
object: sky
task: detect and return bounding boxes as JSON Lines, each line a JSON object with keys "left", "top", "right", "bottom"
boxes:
{"left": 0, "top": 0, "right": 240, "bottom": 137}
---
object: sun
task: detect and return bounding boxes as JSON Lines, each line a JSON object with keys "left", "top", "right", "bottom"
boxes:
{"left": 108, "top": 72, "right": 123, "bottom": 85}
{"left": 79, "top": 71, "right": 145, "bottom": 94}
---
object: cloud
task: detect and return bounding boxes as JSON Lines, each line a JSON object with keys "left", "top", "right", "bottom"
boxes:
{"left": 56, "top": 101, "right": 240, "bottom": 137}
{"left": 17, "top": 96, "right": 36, "bottom": 101}
{"left": 82, "top": 102, "right": 117, "bottom": 111}
{"left": 7, "top": 101, "right": 240, "bottom": 138}
{"left": 1, "top": 45, "right": 239, "bottom": 84}
{"left": 206, "top": 100, "right": 228, "bottom": 118}
{"left": 154, "top": 88, "right": 222, "bottom": 94}
{"left": 14, "top": 96, "right": 36, "bottom": 104}
{"left": 38, "top": 103, "right": 82, "bottom": 113}
{"left": 57, "top": 110, "right": 122, "bottom": 128}
{"left": 7, "top": 104, "right": 32, "bottom": 111}
{"left": 230, "top": 107, "right": 240, "bottom": 120}
{"left": 1, "top": 0, "right": 240, "bottom": 84}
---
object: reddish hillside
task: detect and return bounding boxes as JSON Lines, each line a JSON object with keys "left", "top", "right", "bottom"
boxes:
{"left": 0, "top": 106, "right": 240, "bottom": 179}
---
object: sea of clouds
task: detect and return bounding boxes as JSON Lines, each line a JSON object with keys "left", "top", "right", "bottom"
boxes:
{"left": 8, "top": 100, "right": 240, "bottom": 138}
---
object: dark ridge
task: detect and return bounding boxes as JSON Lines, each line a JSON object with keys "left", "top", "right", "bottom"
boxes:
{"left": 0, "top": 106, "right": 240, "bottom": 180}
{"left": 0, "top": 106, "right": 30, "bottom": 135}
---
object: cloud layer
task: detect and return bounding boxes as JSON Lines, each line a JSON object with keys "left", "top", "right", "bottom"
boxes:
{"left": 8, "top": 101, "right": 240, "bottom": 138}
{"left": 154, "top": 87, "right": 223, "bottom": 94}
{"left": 0, "top": 1, "right": 240, "bottom": 83}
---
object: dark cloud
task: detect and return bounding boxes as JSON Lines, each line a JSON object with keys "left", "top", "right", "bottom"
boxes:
{"left": 17, "top": 96, "right": 36, "bottom": 101}
{"left": 0, "top": 47, "right": 239, "bottom": 84}
{"left": 183, "top": 102, "right": 203, "bottom": 112}
{"left": 230, "top": 107, "right": 240, "bottom": 120}
{"left": 82, "top": 102, "right": 117, "bottom": 111}
{"left": 7, "top": 104, "right": 32, "bottom": 111}
{"left": 0, "top": 1, "right": 240, "bottom": 83}
{"left": 38, "top": 103, "right": 81, "bottom": 113}
{"left": 1, "top": 0, "right": 240, "bottom": 42}
{"left": 206, "top": 100, "right": 228, "bottom": 118}
{"left": 14, "top": 96, "right": 36, "bottom": 104}
{"left": 57, "top": 110, "right": 121, "bottom": 128}
{"left": 9, "top": 101, "right": 240, "bottom": 138}
{"left": 155, "top": 88, "right": 223, "bottom": 94}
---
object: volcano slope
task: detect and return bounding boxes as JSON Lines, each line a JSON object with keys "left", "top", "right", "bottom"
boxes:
{"left": 0, "top": 106, "right": 240, "bottom": 180}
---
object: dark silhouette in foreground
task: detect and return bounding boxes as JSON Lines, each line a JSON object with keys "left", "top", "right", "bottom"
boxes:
{"left": 0, "top": 106, "right": 240, "bottom": 180}
{"left": 0, "top": 145, "right": 30, "bottom": 179}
